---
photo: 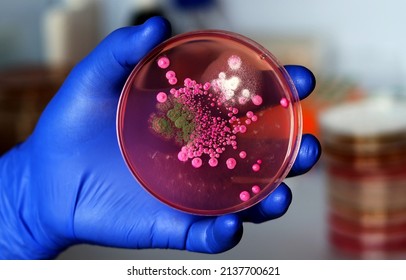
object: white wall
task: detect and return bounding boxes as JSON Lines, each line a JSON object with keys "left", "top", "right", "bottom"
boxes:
{"left": 1, "top": 0, "right": 406, "bottom": 89}
{"left": 219, "top": 0, "right": 406, "bottom": 90}
{"left": 0, "top": 0, "right": 48, "bottom": 67}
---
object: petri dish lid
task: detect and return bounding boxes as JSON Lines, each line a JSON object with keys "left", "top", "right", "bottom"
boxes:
{"left": 117, "top": 30, "right": 302, "bottom": 215}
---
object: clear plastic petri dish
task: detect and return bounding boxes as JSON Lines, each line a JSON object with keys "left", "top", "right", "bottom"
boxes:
{"left": 117, "top": 30, "right": 302, "bottom": 215}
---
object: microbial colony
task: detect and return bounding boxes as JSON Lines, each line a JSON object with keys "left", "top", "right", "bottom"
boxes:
{"left": 117, "top": 30, "right": 302, "bottom": 215}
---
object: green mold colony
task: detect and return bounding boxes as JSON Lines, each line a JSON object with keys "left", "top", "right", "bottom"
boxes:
{"left": 150, "top": 96, "right": 197, "bottom": 145}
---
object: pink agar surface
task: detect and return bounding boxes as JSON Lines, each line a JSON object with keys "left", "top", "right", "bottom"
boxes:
{"left": 117, "top": 30, "right": 302, "bottom": 215}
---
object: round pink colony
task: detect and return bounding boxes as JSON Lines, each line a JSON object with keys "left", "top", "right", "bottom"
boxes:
{"left": 168, "top": 77, "right": 178, "bottom": 85}
{"left": 226, "top": 158, "right": 237, "bottom": 169}
{"left": 239, "top": 191, "right": 250, "bottom": 202}
{"left": 252, "top": 163, "right": 261, "bottom": 172}
{"left": 177, "top": 151, "right": 188, "bottom": 162}
{"left": 157, "top": 56, "right": 170, "bottom": 69}
{"left": 208, "top": 158, "right": 218, "bottom": 167}
{"left": 192, "top": 157, "right": 203, "bottom": 168}
{"left": 166, "top": 70, "right": 176, "bottom": 79}
{"left": 252, "top": 95, "right": 263, "bottom": 106}
{"left": 251, "top": 185, "right": 261, "bottom": 194}
{"left": 239, "top": 151, "right": 247, "bottom": 159}
{"left": 280, "top": 97, "right": 289, "bottom": 108}
{"left": 156, "top": 92, "right": 168, "bottom": 103}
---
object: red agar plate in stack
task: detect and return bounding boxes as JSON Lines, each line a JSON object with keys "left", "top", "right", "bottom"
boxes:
{"left": 117, "top": 30, "right": 302, "bottom": 215}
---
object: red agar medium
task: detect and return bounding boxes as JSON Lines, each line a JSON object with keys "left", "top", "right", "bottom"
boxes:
{"left": 117, "top": 30, "right": 302, "bottom": 215}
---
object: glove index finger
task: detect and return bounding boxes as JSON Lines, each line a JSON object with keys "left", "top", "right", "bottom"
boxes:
{"left": 110, "top": 16, "right": 172, "bottom": 70}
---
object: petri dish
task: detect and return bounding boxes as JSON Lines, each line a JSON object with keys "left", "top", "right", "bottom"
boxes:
{"left": 117, "top": 30, "right": 302, "bottom": 215}
{"left": 320, "top": 97, "right": 406, "bottom": 170}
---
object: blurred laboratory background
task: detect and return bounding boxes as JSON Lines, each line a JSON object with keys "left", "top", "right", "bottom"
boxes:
{"left": 2, "top": 0, "right": 406, "bottom": 260}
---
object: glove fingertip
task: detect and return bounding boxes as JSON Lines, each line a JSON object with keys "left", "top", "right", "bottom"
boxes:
{"left": 214, "top": 214, "right": 242, "bottom": 238}
{"left": 284, "top": 65, "right": 316, "bottom": 100}
{"left": 185, "top": 215, "right": 242, "bottom": 254}
{"left": 141, "top": 16, "right": 172, "bottom": 43}
{"left": 262, "top": 183, "right": 292, "bottom": 219}
{"left": 210, "top": 214, "right": 243, "bottom": 253}
{"left": 123, "top": 16, "right": 172, "bottom": 67}
{"left": 289, "top": 134, "right": 322, "bottom": 177}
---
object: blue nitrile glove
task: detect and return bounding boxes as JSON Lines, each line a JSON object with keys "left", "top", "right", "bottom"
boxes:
{"left": 0, "top": 17, "right": 320, "bottom": 259}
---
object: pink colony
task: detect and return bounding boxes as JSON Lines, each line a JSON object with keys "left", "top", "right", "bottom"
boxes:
{"left": 239, "top": 151, "right": 247, "bottom": 159}
{"left": 168, "top": 77, "right": 178, "bottom": 85}
{"left": 252, "top": 163, "right": 261, "bottom": 172}
{"left": 251, "top": 115, "right": 258, "bottom": 122}
{"left": 228, "top": 55, "right": 242, "bottom": 70}
{"left": 252, "top": 185, "right": 261, "bottom": 194}
{"left": 165, "top": 70, "right": 176, "bottom": 79}
{"left": 184, "top": 78, "right": 192, "bottom": 87}
{"left": 239, "top": 191, "right": 250, "bottom": 202}
{"left": 192, "top": 157, "right": 203, "bottom": 168}
{"left": 157, "top": 56, "right": 170, "bottom": 69}
{"left": 246, "top": 111, "right": 254, "bottom": 118}
{"left": 178, "top": 151, "right": 188, "bottom": 162}
{"left": 239, "top": 125, "right": 247, "bottom": 133}
{"left": 252, "top": 95, "right": 263, "bottom": 106}
{"left": 280, "top": 97, "right": 289, "bottom": 108}
{"left": 226, "top": 158, "right": 237, "bottom": 169}
{"left": 208, "top": 158, "right": 218, "bottom": 167}
{"left": 156, "top": 92, "right": 168, "bottom": 103}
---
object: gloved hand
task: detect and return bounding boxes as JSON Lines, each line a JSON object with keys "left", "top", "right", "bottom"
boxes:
{"left": 0, "top": 17, "right": 320, "bottom": 259}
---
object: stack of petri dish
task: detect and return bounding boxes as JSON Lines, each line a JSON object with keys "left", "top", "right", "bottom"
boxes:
{"left": 319, "top": 96, "right": 406, "bottom": 258}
